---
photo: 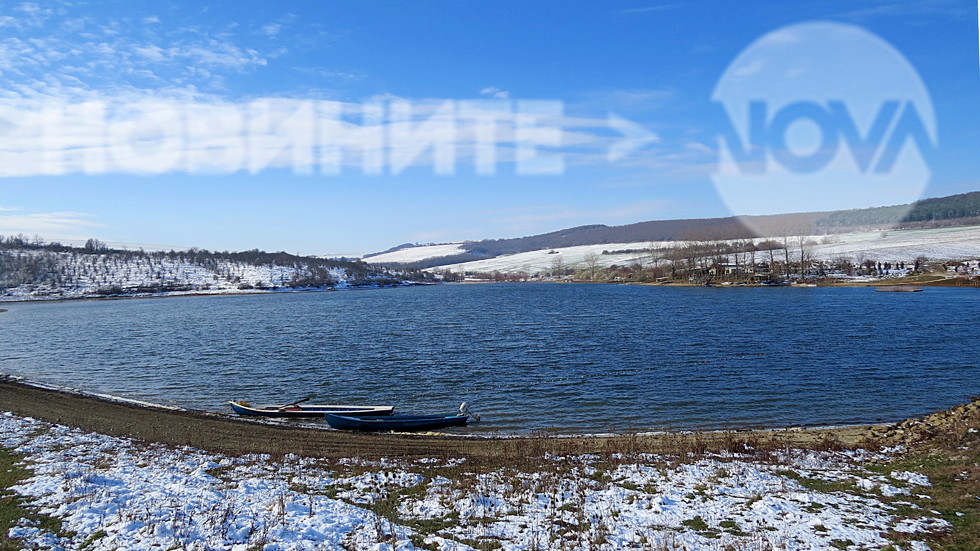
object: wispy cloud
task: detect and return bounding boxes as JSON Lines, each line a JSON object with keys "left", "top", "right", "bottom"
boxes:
{"left": 480, "top": 87, "right": 510, "bottom": 99}
{"left": 0, "top": 5, "right": 273, "bottom": 97}
{"left": 833, "top": 0, "right": 971, "bottom": 21}
{"left": 258, "top": 13, "right": 298, "bottom": 39}
{"left": 618, "top": 3, "right": 687, "bottom": 15}
{"left": 731, "top": 58, "right": 765, "bottom": 78}
{"left": 0, "top": 210, "right": 104, "bottom": 239}
{"left": 291, "top": 67, "right": 364, "bottom": 82}
{"left": 0, "top": 2, "right": 53, "bottom": 29}
{"left": 260, "top": 23, "right": 282, "bottom": 37}
{"left": 574, "top": 88, "right": 676, "bottom": 116}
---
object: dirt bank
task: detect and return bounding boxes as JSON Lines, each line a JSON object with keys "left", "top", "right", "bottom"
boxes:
{"left": 2, "top": 376, "right": 915, "bottom": 462}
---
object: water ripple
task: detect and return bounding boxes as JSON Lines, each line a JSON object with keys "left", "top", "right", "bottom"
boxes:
{"left": 1, "top": 284, "right": 978, "bottom": 433}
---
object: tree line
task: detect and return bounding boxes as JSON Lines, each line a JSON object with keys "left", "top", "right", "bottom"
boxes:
{"left": 459, "top": 236, "right": 929, "bottom": 284}
{"left": 816, "top": 191, "right": 980, "bottom": 228}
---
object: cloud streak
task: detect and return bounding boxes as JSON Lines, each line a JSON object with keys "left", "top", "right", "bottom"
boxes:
{"left": 617, "top": 4, "right": 687, "bottom": 15}
{"left": 833, "top": 0, "right": 971, "bottom": 22}
{"left": 0, "top": 210, "right": 103, "bottom": 239}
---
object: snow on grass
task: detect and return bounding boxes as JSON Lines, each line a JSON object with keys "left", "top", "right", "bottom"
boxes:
{"left": 813, "top": 226, "right": 980, "bottom": 262}
{"left": 427, "top": 225, "right": 980, "bottom": 275}
{"left": 433, "top": 242, "right": 666, "bottom": 276}
{"left": 364, "top": 244, "right": 468, "bottom": 264}
{"left": 1, "top": 412, "right": 949, "bottom": 550}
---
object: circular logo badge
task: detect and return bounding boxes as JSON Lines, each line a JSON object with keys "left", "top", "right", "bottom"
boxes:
{"left": 712, "top": 22, "right": 936, "bottom": 233}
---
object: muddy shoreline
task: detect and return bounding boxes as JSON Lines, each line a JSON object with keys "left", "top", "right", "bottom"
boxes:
{"left": 0, "top": 375, "right": 905, "bottom": 462}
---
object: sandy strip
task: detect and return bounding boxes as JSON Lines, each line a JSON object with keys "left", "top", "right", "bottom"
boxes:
{"left": 0, "top": 376, "right": 883, "bottom": 461}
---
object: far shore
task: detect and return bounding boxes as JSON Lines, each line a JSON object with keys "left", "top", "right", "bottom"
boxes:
{"left": 3, "top": 374, "right": 972, "bottom": 462}
{"left": 0, "top": 283, "right": 418, "bottom": 305}
{"left": 2, "top": 274, "right": 977, "bottom": 306}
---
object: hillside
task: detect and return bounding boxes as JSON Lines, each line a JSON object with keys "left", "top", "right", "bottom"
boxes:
{"left": 366, "top": 191, "right": 980, "bottom": 269}
{"left": 427, "top": 225, "right": 980, "bottom": 277}
{"left": 0, "top": 237, "right": 431, "bottom": 302}
{"left": 816, "top": 191, "right": 980, "bottom": 228}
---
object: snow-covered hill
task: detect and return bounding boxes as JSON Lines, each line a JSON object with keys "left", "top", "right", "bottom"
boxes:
{"left": 363, "top": 243, "right": 468, "bottom": 264}
{"left": 0, "top": 249, "right": 423, "bottom": 302}
{"left": 419, "top": 225, "right": 980, "bottom": 275}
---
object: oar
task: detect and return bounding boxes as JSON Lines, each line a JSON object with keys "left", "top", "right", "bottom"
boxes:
{"left": 279, "top": 396, "right": 314, "bottom": 410}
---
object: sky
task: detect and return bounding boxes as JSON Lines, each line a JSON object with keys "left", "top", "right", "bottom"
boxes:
{"left": 0, "top": 0, "right": 977, "bottom": 256}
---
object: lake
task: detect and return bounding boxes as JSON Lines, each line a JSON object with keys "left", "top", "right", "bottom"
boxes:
{"left": 1, "top": 284, "right": 978, "bottom": 434}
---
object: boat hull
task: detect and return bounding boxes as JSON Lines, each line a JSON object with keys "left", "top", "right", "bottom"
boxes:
{"left": 229, "top": 401, "right": 394, "bottom": 418}
{"left": 875, "top": 286, "right": 923, "bottom": 292}
{"left": 325, "top": 413, "right": 469, "bottom": 431}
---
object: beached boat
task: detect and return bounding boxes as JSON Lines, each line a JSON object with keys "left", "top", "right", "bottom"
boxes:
{"left": 324, "top": 413, "right": 470, "bottom": 431}
{"left": 228, "top": 401, "right": 394, "bottom": 418}
{"left": 875, "top": 286, "right": 923, "bottom": 292}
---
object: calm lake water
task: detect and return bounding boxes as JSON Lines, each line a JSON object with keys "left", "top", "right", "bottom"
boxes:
{"left": 2, "top": 284, "right": 979, "bottom": 434}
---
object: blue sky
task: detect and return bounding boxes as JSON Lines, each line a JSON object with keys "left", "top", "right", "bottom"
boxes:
{"left": 0, "top": 0, "right": 977, "bottom": 255}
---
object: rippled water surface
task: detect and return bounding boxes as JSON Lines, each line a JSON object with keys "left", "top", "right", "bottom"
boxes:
{"left": 2, "top": 284, "right": 978, "bottom": 433}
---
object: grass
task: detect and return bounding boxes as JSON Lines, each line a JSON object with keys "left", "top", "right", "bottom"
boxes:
{"left": 325, "top": 425, "right": 977, "bottom": 550}
{"left": 5, "top": 390, "right": 980, "bottom": 550}
{"left": 719, "top": 519, "right": 747, "bottom": 536}
{"left": 776, "top": 469, "right": 862, "bottom": 494}
{"left": 0, "top": 447, "right": 68, "bottom": 551}
{"left": 881, "top": 454, "right": 980, "bottom": 550}
{"left": 79, "top": 529, "right": 107, "bottom": 549}
{"left": 871, "top": 404, "right": 980, "bottom": 550}
{"left": 680, "top": 515, "right": 707, "bottom": 531}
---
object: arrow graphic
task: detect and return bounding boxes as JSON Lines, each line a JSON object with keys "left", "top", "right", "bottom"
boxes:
{"left": 606, "top": 113, "right": 659, "bottom": 161}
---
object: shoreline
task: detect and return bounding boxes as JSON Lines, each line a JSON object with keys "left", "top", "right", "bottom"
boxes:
{"left": 2, "top": 276, "right": 976, "bottom": 306}
{"left": 0, "top": 282, "right": 434, "bottom": 305}
{"left": 2, "top": 374, "right": 964, "bottom": 460}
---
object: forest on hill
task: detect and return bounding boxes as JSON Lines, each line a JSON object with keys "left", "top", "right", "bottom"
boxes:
{"left": 0, "top": 235, "right": 431, "bottom": 299}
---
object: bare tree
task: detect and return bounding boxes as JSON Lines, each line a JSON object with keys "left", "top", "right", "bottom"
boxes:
{"left": 647, "top": 242, "right": 662, "bottom": 268}
{"left": 583, "top": 251, "right": 599, "bottom": 280}
{"left": 665, "top": 245, "right": 685, "bottom": 280}
{"left": 550, "top": 255, "right": 564, "bottom": 279}
{"left": 795, "top": 234, "right": 814, "bottom": 279}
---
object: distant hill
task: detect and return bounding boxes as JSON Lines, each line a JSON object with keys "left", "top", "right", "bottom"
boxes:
{"left": 369, "top": 191, "right": 980, "bottom": 268}
{"left": 460, "top": 215, "right": 807, "bottom": 258}
{"left": 458, "top": 192, "right": 980, "bottom": 258}
{"left": 816, "top": 191, "right": 980, "bottom": 228}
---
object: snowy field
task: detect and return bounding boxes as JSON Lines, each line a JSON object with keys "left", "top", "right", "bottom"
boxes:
{"left": 397, "top": 225, "right": 980, "bottom": 275}
{"left": 364, "top": 244, "right": 469, "bottom": 264}
{"left": 2, "top": 412, "right": 950, "bottom": 550}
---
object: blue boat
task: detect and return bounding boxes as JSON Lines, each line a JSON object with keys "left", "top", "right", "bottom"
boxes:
{"left": 325, "top": 413, "right": 470, "bottom": 431}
